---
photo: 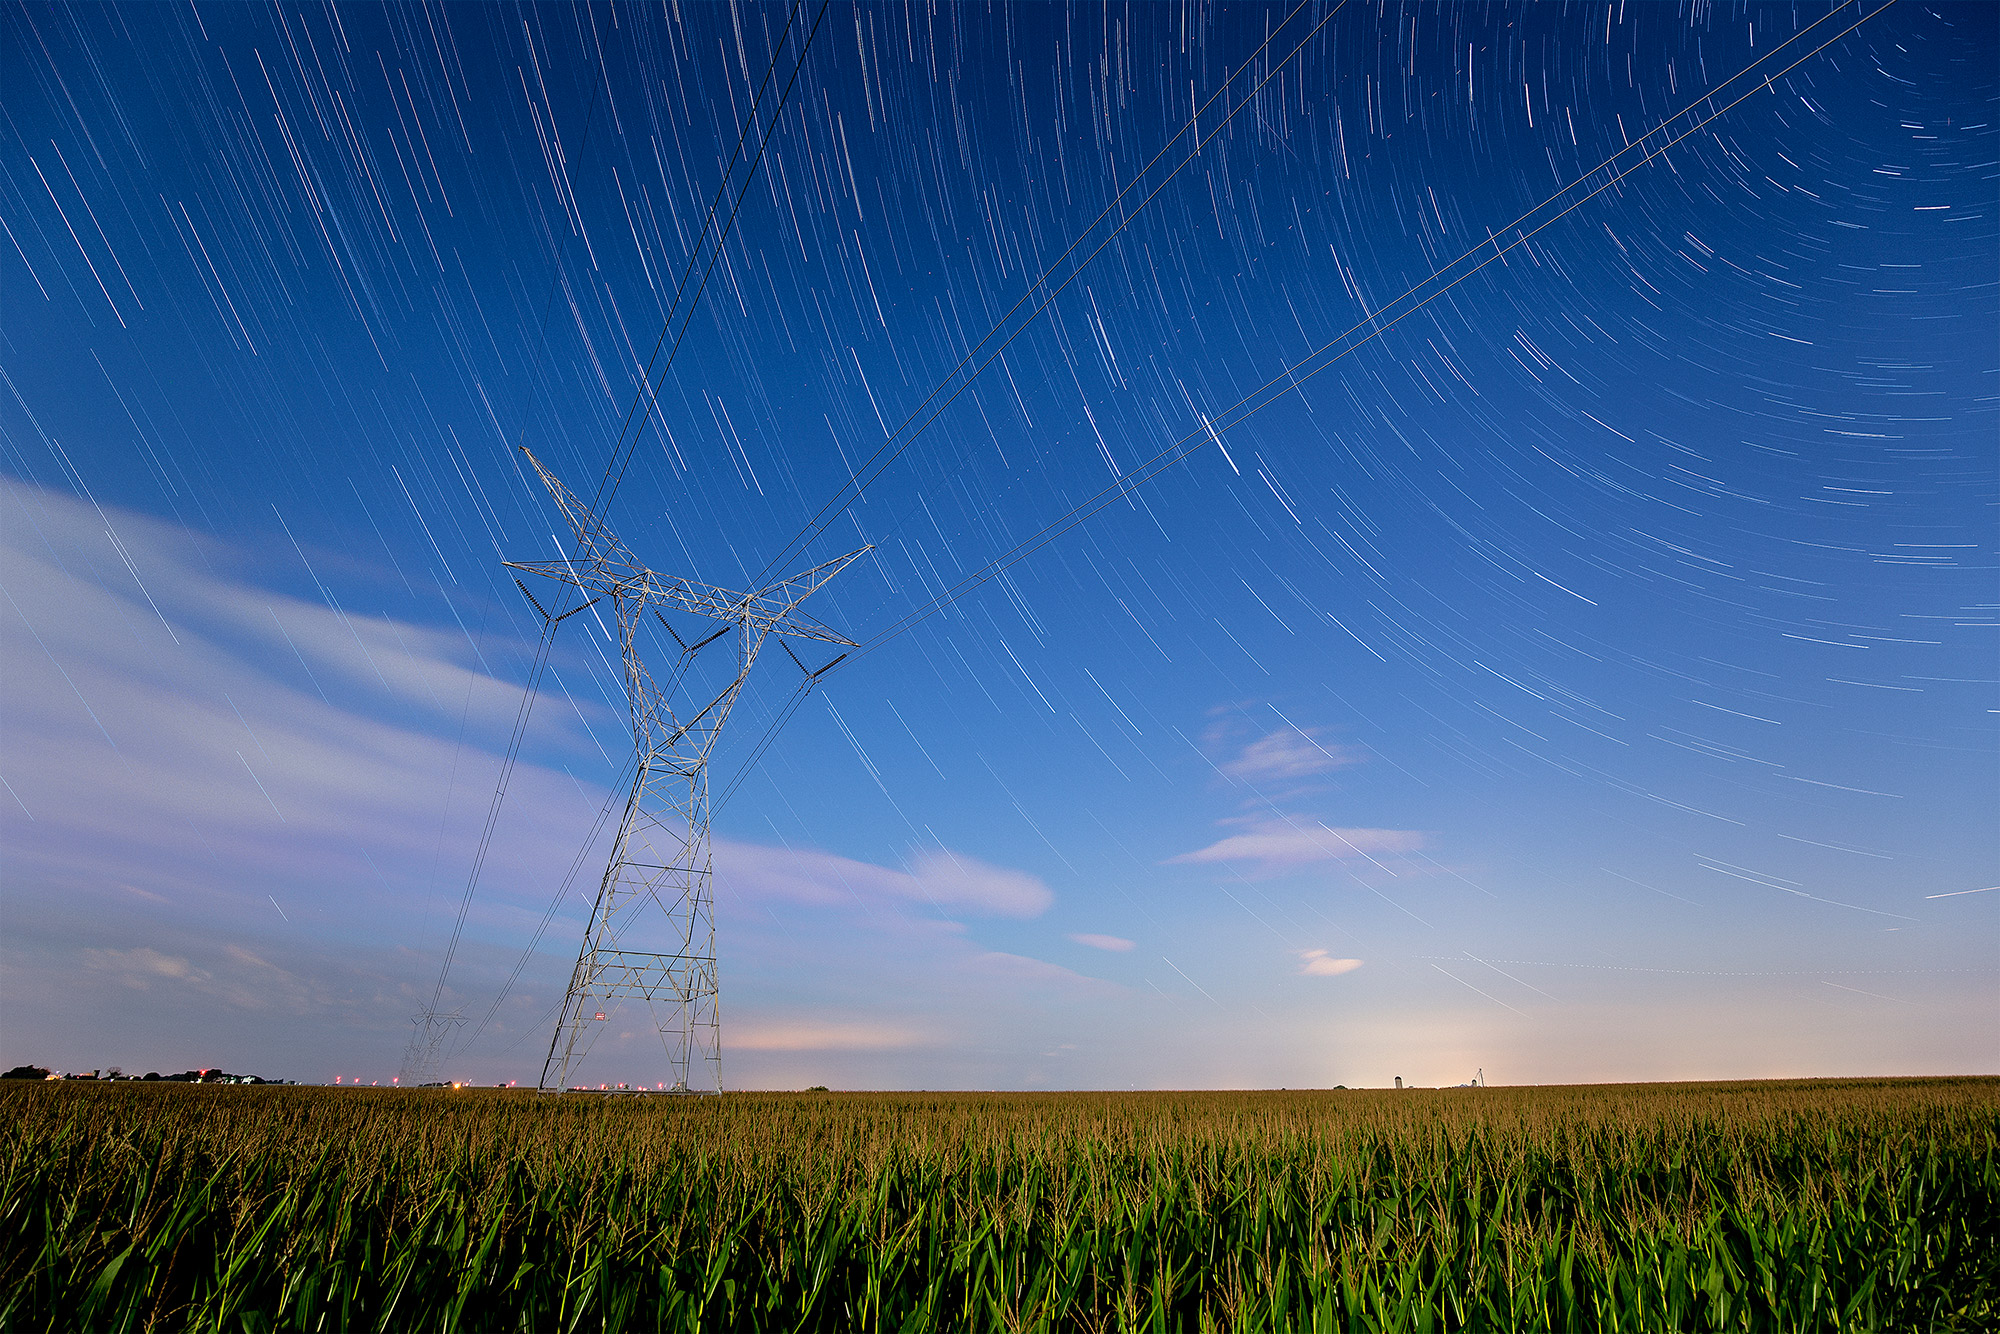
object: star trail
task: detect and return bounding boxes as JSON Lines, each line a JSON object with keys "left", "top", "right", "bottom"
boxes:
{"left": 2, "top": 1, "right": 1993, "bottom": 1089}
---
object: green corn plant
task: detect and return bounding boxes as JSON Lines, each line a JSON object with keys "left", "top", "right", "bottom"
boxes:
{"left": 1, "top": 1078, "right": 1995, "bottom": 1332}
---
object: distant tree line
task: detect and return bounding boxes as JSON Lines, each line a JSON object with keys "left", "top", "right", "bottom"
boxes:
{"left": 2, "top": 1065, "right": 286, "bottom": 1083}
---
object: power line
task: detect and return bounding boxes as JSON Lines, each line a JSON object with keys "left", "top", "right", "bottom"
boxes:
{"left": 456, "top": 752, "right": 636, "bottom": 1053}
{"left": 838, "top": 0, "right": 1874, "bottom": 587}
{"left": 584, "top": 0, "right": 832, "bottom": 540}
{"left": 696, "top": 7, "right": 1362, "bottom": 868}
{"left": 456, "top": 4, "right": 1341, "bottom": 1041}
{"left": 840, "top": 1, "right": 1885, "bottom": 663}
{"left": 709, "top": 5, "right": 1363, "bottom": 815}
{"left": 448, "top": 0, "right": 1883, "bottom": 1074}
{"left": 711, "top": 666, "right": 824, "bottom": 817}
{"left": 400, "top": 30, "right": 611, "bottom": 1084}
{"left": 656, "top": 2, "right": 1886, "bottom": 846}
{"left": 752, "top": 0, "right": 1347, "bottom": 587}
{"left": 426, "top": 621, "right": 557, "bottom": 1012}
{"left": 417, "top": 6, "right": 831, "bottom": 1054}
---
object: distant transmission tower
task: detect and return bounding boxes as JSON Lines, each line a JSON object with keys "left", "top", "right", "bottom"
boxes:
{"left": 398, "top": 1006, "right": 464, "bottom": 1085}
{"left": 508, "top": 449, "right": 866, "bottom": 1093}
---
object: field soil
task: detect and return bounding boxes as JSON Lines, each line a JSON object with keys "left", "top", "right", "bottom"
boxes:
{"left": 2, "top": 1076, "right": 1995, "bottom": 1331}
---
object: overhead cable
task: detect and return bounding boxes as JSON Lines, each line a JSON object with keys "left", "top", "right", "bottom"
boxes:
{"left": 843, "top": 1, "right": 1885, "bottom": 662}
{"left": 426, "top": 6, "right": 830, "bottom": 1018}
{"left": 753, "top": 0, "right": 1345, "bottom": 586}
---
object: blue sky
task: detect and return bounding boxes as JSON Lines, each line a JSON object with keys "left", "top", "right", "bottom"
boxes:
{"left": 3, "top": 1, "right": 1994, "bottom": 1088}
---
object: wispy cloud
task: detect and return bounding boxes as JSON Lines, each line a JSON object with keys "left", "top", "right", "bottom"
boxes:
{"left": 966, "top": 950, "right": 1118, "bottom": 994}
{"left": 2, "top": 479, "right": 606, "bottom": 907}
{"left": 83, "top": 946, "right": 207, "bottom": 987}
{"left": 78, "top": 937, "right": 345, "bottom": 1016}
{"left": 1221, "top": 727, "right": 1362, "bottom": 782}
{"left": 1069, "top": 933, "right": 1135, "bottom": 952}
{"left": 1169, "top": 820, "right": 1421, "bottom": 872}
{"left": 715, "top": 842, "right": 1052, "bottom": 918}
{"left": 5, "top": 480, "right": 1095, "bottom": 1085}
{"left": 1297, "top": 949, "right": 1363, "bottom": 977}
{"left": 910, "top": 849, "right": 1054, "bottom": 918}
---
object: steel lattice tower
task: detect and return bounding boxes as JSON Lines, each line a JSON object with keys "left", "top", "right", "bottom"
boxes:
{"left": 397, "top": 1007, "right": 464, "bottom": 1085}
{"left": 508, "top": 449, "right": 866, "bottom": 1093}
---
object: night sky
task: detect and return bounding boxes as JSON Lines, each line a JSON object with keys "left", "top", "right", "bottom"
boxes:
{"left": 4, "top": 1, "right": 1994, "bottom": 1089}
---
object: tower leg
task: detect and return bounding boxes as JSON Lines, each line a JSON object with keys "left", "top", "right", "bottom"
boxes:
{"left": 538, "top": 945, "right": 601, "bottom": 1092}
{"left": 540, "top": 747, "right": 725, "bottom": 1094}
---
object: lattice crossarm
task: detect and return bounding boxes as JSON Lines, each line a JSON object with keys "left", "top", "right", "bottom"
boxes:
{"left": 518, "top": 447, "right": 642, "bottom": 564}
{"left": 503, "top": 559, "right": 621, "bottom": 601}
{"left": 745, "top": 545, "right": 874, "bottom": 628}
{"left": 626, "top": 571, "right": 863, "bottom": 644}
{"left": 622, "top": 571, "right": 750, "bottom": 625}
{"left": 749, "top": 606, "right": 857, "bottom": 646}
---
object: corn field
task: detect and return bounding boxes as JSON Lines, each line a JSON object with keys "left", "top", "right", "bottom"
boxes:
{"left": 3, "top": 1077, "right": 1994, "bottom": 1331}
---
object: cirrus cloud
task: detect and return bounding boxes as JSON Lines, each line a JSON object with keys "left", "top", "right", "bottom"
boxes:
{"left": 1168, "top": 820, "right": 1422, "bottom": 872}
{"left": 1221, "top": 728, "right": 1363, "bottom": 782}
{"left": 715, "top": 842, "right": 1053, "bottom": 918}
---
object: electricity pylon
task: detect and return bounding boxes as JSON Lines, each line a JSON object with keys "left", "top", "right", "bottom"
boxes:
{"left": 396, "top": 1006, "right": 464, "bottom": 1085}
{"left": 507, "top": 448, "right": 866, "bottom": 1093}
